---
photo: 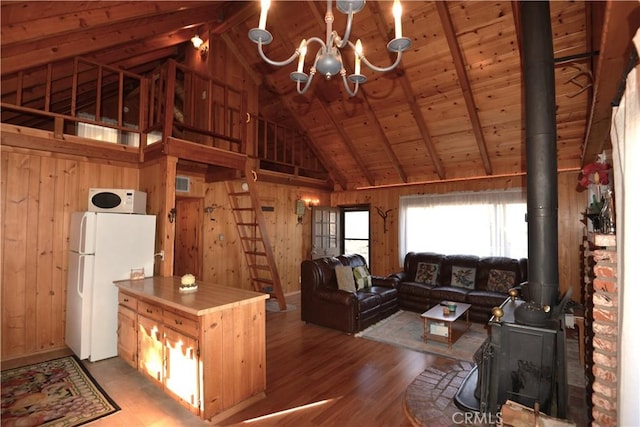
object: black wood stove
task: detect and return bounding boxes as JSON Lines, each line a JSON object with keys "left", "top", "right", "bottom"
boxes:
{"left": 454, "top": 0, "right": 569, "bottom": 419}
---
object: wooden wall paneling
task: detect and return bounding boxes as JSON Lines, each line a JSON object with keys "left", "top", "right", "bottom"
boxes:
{"left": 139, "top": 156, "right": 176, "bottom": 277}
{"left": 2, "top": 152, "right": 31, "bottom": 358}
{"left": 1, "top": 147, "right": 141, "bottom": 361}
{"left": 26, "top": 155, "right": 41, "bottom": 352}
{"left": 200, "top": 180, "right": 328, "bottom": 295}
{"left": 332, "top": 174, "right": 585, "bottom": 301}
{"left": 51, "top": 159, "right": 70, "bottom": 350}
{"left": 557, "top": 171, "right": 588, "bottom": 302}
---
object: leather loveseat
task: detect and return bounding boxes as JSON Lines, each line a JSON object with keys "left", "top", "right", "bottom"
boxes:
{"left": 390, "top": 252, "right": 527, "bottom": 322}
{"left": 301, "top": 254, "right": 399, "bottom": 333}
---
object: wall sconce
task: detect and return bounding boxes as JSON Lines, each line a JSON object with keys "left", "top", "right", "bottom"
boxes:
{"left": 204, "top": 204, "right": 218, "bottom": 221}
{"left": 306, "top": 198, "right": 320, "bottom": 207}
{"left": 168, "top": 208, "right": 177, "bottom": 223}
{"left": 191, "top": 34, "right": 204, "bottom": 48}
{"left": 296, "top": 198, "right": 319, "bottom": 224}
{"left": 191, "top": 34, "right": 209, "bottom": 60}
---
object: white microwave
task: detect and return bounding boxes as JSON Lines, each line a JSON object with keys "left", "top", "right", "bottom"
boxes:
{"left": 88, "top": 188, "right": 147, "bottom": 214}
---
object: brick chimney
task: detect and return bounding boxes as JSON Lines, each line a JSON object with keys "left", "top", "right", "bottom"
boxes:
{"left": 583, "top": 233, "right": 618, "bottom": 425}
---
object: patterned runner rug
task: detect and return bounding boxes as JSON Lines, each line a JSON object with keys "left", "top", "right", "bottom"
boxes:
{"left": 355, "top": 310, "right": 489, "bottom": 362}
{"left": 1, "top": 355, "right": 119, "bottom": 426}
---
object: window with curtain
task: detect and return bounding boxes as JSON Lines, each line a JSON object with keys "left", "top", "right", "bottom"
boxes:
{"left": 399, "top": 189, "right": 527, "bottom": 261}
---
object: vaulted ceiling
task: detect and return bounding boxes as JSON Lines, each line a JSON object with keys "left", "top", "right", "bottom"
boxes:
{"left": 2, "top": 1, "right": 639, "bottom": 190}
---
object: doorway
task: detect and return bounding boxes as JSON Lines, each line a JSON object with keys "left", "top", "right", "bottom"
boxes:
{"left": 173, "top": 197, "right": 203, "bottom": 278}
{"left": 341, "top": 205, "right": 370, "bottom": 267}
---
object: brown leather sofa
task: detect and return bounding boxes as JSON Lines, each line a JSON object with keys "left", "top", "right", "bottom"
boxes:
{"left": 301, "top": 254, "right": 399, "bottom": 333}
{"left": 390, "top": 252, "right": 528, "bottom": 322}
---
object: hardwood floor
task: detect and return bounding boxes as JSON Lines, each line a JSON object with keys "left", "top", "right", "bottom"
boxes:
{"left": 2, "top": 293, "right": 588, "bottom": 426}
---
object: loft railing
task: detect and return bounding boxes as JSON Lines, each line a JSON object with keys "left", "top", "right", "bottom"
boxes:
{"left": 148, "top": 60, "right": 247, "bottom": 154}
{"left": 1, "top": 56, "right": 328, "bottom": 182}
{"left": 253, "top": 116, "right": 328, "bottom": 180}
{"left": 1, "top": 57, "right": 149, "bottom": 157}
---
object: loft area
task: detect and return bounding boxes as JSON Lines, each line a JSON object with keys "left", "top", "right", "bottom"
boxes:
{"left": 0, "top": 56, "right": 329, "bottom": 187}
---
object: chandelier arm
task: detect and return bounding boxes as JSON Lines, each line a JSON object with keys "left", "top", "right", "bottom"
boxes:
{"left": 335, "top": 8, "right": 355, "bottom": 49}
{"left": 341, "top": 73, "right": 360, "bottom": 96}
{"left": 306, "top": 36, "right": 327, "bottom": 50}
{"left": 297, "top": 72, "right": 316, "bottom": 94}
{"left": 360, "top": 51, "right": 404, "bottom": 73}
{"left": 257, "top": 40, "right": 300, "bottom": 67}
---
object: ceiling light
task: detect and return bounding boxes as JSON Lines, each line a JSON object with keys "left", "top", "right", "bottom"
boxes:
{"left": 191, "top": 34, "right": 204, "bottom": 49}
{"left": 248, "top": 0, "right": 411, "bottom": 97}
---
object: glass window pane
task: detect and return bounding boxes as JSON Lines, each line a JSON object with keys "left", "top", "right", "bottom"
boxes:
{"left": 401, "top": 191, "right": 527, "bottom": 258}
{"left": 344, "top": 211, "right": 369, "bottom": 239}
{"left": 345, "top": 240, "right": 369, "bottom": 261}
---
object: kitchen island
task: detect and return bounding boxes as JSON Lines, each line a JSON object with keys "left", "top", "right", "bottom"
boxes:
{"left": 114, "top": 276, "right": 269, "bottom": 421}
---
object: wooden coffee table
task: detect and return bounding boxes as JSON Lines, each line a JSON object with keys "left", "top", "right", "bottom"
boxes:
{"left": 421, "top": 302, "right": 472, "bottom": 348}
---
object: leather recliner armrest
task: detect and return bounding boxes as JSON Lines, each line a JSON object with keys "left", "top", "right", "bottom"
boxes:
{"left": 387, "top": 271, "right": 408, "bottom": 283}
{"left": 315, "top": 288, "right": 356, "bottom": 306}
{"left": 372, "top": 276, "right": 399, "bottom": 288}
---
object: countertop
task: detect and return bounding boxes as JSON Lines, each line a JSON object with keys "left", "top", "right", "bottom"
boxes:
{"left": 114, "top": 276, "right": 269, "bottom": 316}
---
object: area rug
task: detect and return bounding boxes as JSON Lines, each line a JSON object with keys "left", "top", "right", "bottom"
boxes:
{"left": 265, "top": 300, "right": 297, "bottom": 312}
{"left": 1, "top": 355, "right": 119, "bottom": 427}
{"left": 355, "top": 310, "right": 489, "bottom": 362}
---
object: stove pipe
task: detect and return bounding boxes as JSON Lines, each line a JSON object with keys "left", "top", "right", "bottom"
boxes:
{"left": 521, "top": 1, "right": 559, "bottom": 312}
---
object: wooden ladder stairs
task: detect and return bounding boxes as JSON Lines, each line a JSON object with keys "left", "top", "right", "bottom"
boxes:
{"left": 225, "top": 166, "right": 287, "bottom": 311}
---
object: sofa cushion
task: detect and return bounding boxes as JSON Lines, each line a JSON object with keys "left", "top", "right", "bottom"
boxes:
{"left": 398, "top": 282, "right": 435, "bottom": 298}
{"left": 353, "top": 265, "right": 373, "bottom": 289}
{"left": 362, "top": 286, "right": 398, "bottom": 304}
{"left": 451, "top": 266, "right": 476, "bottom": 289}
{"left": 466, "top": 290, "right": 507, "bottom": 308}
{"left": 403, "top": 252, "right": 445, "bottom": 285}
{"left": 336, "top": 265, "right": 356, "bottom": 292}
{"left": 429, "top": 285, "right": 470, "bottom": 303}
{"left": 487, "top": 269, "right": 516, "bottom": 293}
{"left": 415, "top": 262, "right": 438, "bottom": 284}
{"left": 356, "top": 292, "right": 381, "bottom": 312}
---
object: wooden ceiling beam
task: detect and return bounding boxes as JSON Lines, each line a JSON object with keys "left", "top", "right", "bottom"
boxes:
{"left": 436, "top": 2, "right": 493, "bottom": 176}
{"left": 582, "top": 1, "right": 640, "bottom": 164}
{"left": 1, "top": 4, "right": 227, "bottom": 76}
{"left": 0, "top": 2, "right": 213, "bottom": 46}
{"left": 307, "top": 1, "right": 408, "bottom": 185}
{"left": 368, "top": 1, "right": 445, "bottom": 180}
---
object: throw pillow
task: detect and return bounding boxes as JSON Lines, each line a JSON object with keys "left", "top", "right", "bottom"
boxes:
{"left": 353, "top": 265, "right": 373, "bottom": 289}
{"left": 451, "top": 266, "right": 476, "bottom": 289}
{"left": 335, "top": 266, "right": 356, "bottom": 292}
{"left": 415, "top": 262, "right": 438, "bottom": 285}
{"left": 487, "top": 269, "right": 516, "bottom": 293}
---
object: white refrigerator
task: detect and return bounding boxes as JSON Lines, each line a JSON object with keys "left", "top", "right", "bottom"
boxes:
{"left": 65, "top": 211, "right": 156, "bottom": 362}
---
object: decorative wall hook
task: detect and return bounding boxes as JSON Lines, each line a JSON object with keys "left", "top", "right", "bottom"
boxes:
{"left": 564, "top": 63, "right": 592, "bottom": 98}
{"left": 168, "top": 208, "right": 177, "bottom": 223}
{"left": 376, "top": 206, "right": 393, "bottom": 234}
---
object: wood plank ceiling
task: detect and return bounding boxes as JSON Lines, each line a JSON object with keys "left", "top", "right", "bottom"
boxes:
{"left": 2, "top": 1, "right": 639, "bottom": 190}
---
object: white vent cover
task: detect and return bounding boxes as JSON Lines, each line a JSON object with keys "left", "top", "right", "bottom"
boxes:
{"left": 176, "top": 176, "right": 190, "bottom": 193}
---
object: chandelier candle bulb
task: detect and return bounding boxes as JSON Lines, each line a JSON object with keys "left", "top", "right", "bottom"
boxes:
{"left": 355, "top": 39, "right": 362, "bottom": 75}
{"left": 259, "top": 0, "right": 270, "bottom": 30}
{"left": 297, "top": 39, "right": 307, "bottom": 73}
{"left": 393, "top": 0, "right": 403, "bottom": 39}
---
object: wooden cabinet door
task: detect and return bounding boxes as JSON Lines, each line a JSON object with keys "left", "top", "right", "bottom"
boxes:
{"left": 164, "top": 327, "right": 199, "bottom": 412}
{"left": 138, "top": 314, "right": 164, "bottom": 383}
{"left": 117, "top": 306, "right": 137, "bottom": 369}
